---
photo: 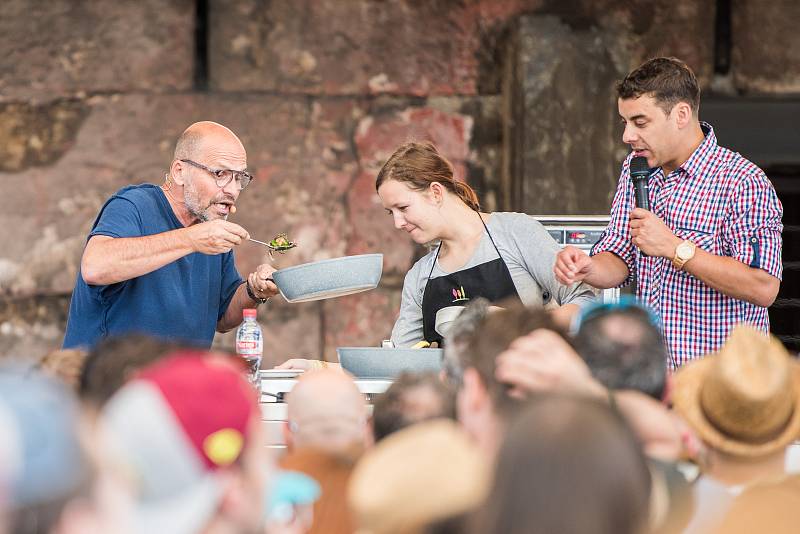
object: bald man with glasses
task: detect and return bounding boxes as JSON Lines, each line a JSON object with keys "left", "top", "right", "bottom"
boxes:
{"left": 63, "top": 121, "right": 278, "bottom": 349}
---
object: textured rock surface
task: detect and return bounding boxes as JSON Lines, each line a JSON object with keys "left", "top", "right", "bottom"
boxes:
{"left": 0, "top": 295, "right": 71, "bottom": 361}
{"left": 0, "top": 0, "right": 195, "bottom": 101}
{"left": 731, "top": 0, "right": 800, "bottom": 93}
{"left": 209, "top": 0, "right": 715, "bottom": 95}
{"left": 582, "top": 0, "right": 716, "bottom": 88}
{"left": 208, "top": 0, "right": 532, "bottom": 95}
{"left": 505, "top": 15, "right": 629, "bottom": 215}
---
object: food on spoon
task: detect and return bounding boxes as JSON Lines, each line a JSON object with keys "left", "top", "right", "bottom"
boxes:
{"left": 269, "top": 233, "right": 297, "bottom": 252}
{"left": 267, "top": 232, "right": 297, "bottom": 261}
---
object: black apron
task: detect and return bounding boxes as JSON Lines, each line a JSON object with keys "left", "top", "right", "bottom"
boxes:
{"left": 421, "top": 215, "right": 522, "bottom": 346}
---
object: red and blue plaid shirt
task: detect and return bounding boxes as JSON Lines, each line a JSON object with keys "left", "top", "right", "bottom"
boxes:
{"left": 592, "top": 123, "right": 783, "bottom": 366}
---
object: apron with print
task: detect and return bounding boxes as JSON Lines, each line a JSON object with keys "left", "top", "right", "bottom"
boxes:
{"left": 421, "top": 216, "right": 522, "bottom": 346}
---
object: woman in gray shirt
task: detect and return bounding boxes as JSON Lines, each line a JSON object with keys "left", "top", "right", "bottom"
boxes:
{"left": 377, "top": 141, "right": 595, "bottom": 347}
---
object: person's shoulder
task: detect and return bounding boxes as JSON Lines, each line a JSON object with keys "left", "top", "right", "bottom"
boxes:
{"left": 490, "top": 212, "right": 545, "bottom": 233}
{"left": 404, "top": 247, "right": 438, "bottom": 282}
{"left": 112, "top": 183, "right": 162, "bottom": 203}
{"left": 106, "top": 184, "right": 167, "bottom": 216}
{"left": 714, "top": 146, "right": 771, "bottom": 187}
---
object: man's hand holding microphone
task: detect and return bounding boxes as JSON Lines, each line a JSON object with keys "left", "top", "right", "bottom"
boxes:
{"left": 554, "top": 156, "right": 680, "bottom": 287}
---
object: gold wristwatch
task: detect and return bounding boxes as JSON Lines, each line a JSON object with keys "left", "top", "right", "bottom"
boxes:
{"left": 672, "top": 240, "right": 696, "bottom": 271}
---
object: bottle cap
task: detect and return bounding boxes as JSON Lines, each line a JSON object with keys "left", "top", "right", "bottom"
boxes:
{"left": 243, "top": 309, "right": 257, "bottom": 319}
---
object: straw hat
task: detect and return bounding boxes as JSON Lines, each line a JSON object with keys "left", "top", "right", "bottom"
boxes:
{"left": 673, "top": 325, "right": 800, "bottom": 458}
{"left": 348, "top": 419, "right": 490, "bottom": 534}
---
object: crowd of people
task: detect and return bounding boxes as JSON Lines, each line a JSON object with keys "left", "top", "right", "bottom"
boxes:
{"left": 1, "top": 53, "right": 791, "bottom": 533}
{"left": 2, "top": 297, "right": 799, "bottom": 534}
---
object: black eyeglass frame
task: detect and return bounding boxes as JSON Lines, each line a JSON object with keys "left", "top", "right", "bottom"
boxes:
{"left": 180, "top": 159, "right": 253, "bottom": 190}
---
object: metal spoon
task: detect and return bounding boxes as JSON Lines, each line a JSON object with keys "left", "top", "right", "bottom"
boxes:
{"left": 248, "top": 237, "right": 298, "bottom": 251}
{"left": 248, "top": 237, "right": 280, "bottom": 250}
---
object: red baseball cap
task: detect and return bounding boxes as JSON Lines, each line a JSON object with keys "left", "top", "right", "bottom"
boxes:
{"left": 102, "top": 352, "right": 260, "bottom": 534}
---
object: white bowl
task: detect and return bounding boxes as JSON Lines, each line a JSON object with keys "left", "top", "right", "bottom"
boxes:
{"left": 435, "top": 306, "right": 466, "bottom": 336}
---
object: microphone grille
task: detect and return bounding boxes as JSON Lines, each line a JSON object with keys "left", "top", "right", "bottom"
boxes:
{"left": 630, "top": 156, "right": 650, "bottom": 177}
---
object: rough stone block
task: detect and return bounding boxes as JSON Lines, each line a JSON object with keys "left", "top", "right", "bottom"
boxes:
{"left": 581, "top": 0, "right": 716, "bottom": 88}
{"left": 209, "top": 0, "right": 715, "bottom": 95}
{"left": 0, "top": 295, "right": 71, "bottom": 364}
{"left": 732, "top": 0, "right": 800, "bottom": 93}
{"left": 208, "top": 0, "right": 545, "bottom": 95}
{"left": 0, "top": 0, "right": 195, "bottom": 101}
{"left": 504, "top": 15, "right": 630, "bottom": 215}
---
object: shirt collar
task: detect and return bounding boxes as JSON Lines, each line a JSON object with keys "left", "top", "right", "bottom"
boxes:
{"left": 675, "top": 121, "right": 717, "bottom": 180}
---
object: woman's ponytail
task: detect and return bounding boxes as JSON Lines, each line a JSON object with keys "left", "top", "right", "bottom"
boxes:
{"left": 453, "top": 180, "right": 481, "bottom": 211}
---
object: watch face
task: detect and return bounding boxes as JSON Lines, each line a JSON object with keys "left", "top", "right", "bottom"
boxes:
{"left": 677, "top": 242, "right": 694, "bottom": 258}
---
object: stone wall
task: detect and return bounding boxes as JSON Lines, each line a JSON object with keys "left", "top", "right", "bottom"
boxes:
{"left": 0, "top": 0, "right": 797, "bottom": 364}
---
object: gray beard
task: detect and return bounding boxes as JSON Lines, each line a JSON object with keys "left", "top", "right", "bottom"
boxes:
{"left": 184, "top": 184, "right": 214, "bottom": 222}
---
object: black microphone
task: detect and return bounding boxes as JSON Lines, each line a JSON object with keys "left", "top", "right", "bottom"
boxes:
{"left": 630, "top": 156, "right": 651, "bottom": 211}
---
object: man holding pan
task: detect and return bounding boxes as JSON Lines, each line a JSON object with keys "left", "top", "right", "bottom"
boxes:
{"left": 554, "top": 57, "right": 783, "bottom": 367}
{"left": 63, "top": 121, "right": 278, "bottom": 349}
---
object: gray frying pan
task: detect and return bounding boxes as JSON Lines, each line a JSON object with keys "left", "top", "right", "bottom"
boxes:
{"left": 268, "top": 254, "right": 383, "bottom": 303}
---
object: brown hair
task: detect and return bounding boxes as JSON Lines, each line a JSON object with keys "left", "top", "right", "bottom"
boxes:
{"left": 471, "top": 395, "right": 651, "bottom": 534}
{"left": 375, "top": 141, "right": 480, "bottom": 211}
{"left": 372, "top": 371, "right": 456, "bottom": 442}
{"left": 78, "top": 333, "right": 181, "bottom": 407}
{"left": 459, "top": 301, "right": 569, "bottom": 415}
{"left": 35, "top": 348, "right": 88, "bottom": 391}
{"left": 617, "top": 57, "right": 700, "bottom": 115}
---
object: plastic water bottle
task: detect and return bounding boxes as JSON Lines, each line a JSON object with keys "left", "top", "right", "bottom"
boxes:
{"left": 236, "top": 309, "right": 263, "bottom": 388}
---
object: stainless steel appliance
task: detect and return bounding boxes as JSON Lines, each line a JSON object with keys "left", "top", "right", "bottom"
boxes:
{"left": 533, "top": 215, "right": 620, "bottom": 303}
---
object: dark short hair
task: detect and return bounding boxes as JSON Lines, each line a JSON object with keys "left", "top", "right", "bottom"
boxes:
{"left": 372, "top": 371, "right": 455, "bottom": 442}
{"left": 459, "top": 301, "right": 569, "bottom": 415}
{"left": 78, "top": 333, "right": 181, "bottom": 407}
{"left": 616, "top": 57, "right": 700, "bottom": 115}
{"left": 573, "top": 306, "right": 668, "bottom": 400}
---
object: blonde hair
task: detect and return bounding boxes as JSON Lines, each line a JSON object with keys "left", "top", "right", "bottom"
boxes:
{"left": 375, "top": 141, "right": 480, "bottom": 211}
{"left": 36, "top": 348, "right": 88, "bottom": 391}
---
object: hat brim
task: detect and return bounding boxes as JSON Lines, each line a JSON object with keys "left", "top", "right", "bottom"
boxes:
{"left": 673, "top": 357, "right": 800, "bottom": 458}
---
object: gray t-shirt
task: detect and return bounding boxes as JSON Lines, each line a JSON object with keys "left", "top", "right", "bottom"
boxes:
{"left": 390, "top": 212, "right": 596, "bottom": 347}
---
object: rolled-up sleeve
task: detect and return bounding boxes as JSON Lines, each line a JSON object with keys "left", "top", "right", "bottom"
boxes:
{"left": 723, "top": 172, "right": 783, "bottom": 280}
{"left": 591, "top": 158, "right": 636, "bottom": 286}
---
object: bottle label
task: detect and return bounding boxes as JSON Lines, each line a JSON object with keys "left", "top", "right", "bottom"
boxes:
{"left": 236, "top": 340, "right": 262, "bottom": 355}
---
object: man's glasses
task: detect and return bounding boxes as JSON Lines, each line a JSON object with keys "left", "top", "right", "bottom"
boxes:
{"left": 180, "top": 159, "right": 253, "bottom": 190}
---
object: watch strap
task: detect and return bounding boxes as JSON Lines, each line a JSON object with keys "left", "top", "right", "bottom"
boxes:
{"left": 246, "top": 280, "right": 268, "bottom": 304}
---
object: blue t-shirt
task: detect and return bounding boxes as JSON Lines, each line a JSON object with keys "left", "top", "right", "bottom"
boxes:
{"left": 63, "top": 184, "right": 243, "bottom": 349}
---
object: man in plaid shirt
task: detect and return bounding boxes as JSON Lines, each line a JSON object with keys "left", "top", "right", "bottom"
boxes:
{"left": 554, "top": 57, "right": 783, "bottom": 366}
